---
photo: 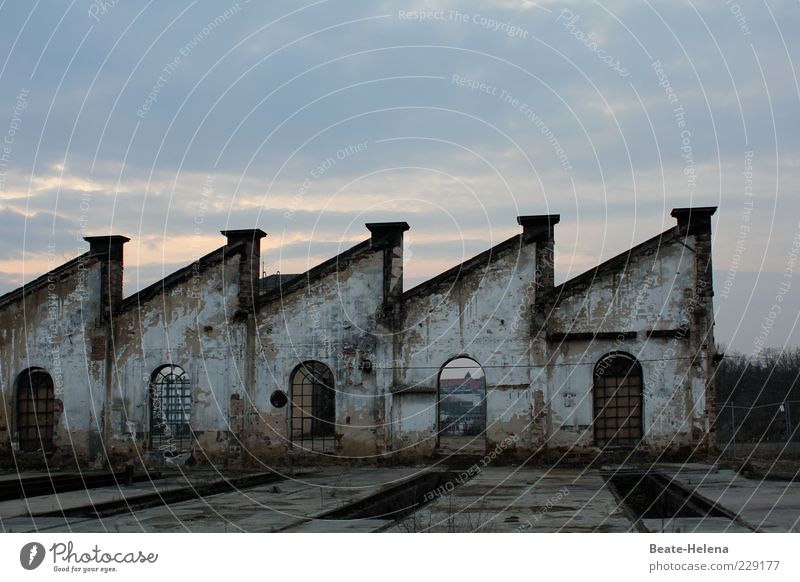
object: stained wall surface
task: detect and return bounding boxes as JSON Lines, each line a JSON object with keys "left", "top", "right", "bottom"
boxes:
{"left": 0, "top": 209, "right": 717, "bottom": 467}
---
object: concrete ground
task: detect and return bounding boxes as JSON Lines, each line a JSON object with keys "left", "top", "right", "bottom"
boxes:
{"left": 0, "top": 463, "right": 797, "bottom": 533}
{"left": 0, "top": 467, "right": 422, "bottom": 532}
{"left": 663, "top": 463, "right": 800, "bottom": 533}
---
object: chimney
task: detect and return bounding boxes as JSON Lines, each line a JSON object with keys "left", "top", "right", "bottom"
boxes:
{"left": 365, "top": 222, "right": 410, "bottom": 325}
{"left": 517, "top": 214, "right": 560, "bottom": 290}
{"left": 671, "top": 207, "right": 716, "bottom": 298}
{"left": 517, "top": 215, "right": 560, "bottom": 339}
{"left": 671, "top": 207, "right": 718, "bottom": 453}
{"left": 221, "top": 229, "right": 267, "bottom": 315}
{"left": 83, "top": 235, "right": 130, "bottom": 318}
{"left": 671, "top": 206, "right": 717, "bottom": 236}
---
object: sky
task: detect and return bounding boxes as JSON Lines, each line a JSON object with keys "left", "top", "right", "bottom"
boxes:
{"left": 0, "top": 0, "right": 797, "bottom": 354}
{"left": 440, "top": 357, "right": 485, "bottom": 381}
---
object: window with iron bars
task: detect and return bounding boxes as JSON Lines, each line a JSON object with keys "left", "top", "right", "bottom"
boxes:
{"left": 593, "top": 352, "right": 643, "bottom": 447}
{"left": 290, "top": 361, "right": 336, "bottom": 454}
{"left": 17, "top": 368, "right": 55, "bottom": 453}
{"left": 149, "top": 365, "right": 193, "bottom": 454}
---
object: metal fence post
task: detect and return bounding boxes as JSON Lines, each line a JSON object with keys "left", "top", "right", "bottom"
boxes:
{"left": 785, "top": 402, "right": 790, "bottom": 442}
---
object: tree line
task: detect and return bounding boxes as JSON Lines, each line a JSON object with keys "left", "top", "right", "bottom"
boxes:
{"left": 715, "top": 347, "right": 800, "bottom": 443}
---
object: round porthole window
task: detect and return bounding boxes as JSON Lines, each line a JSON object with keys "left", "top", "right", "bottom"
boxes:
{"left": 270, "top": 390, "right": 288, "bottom": 408}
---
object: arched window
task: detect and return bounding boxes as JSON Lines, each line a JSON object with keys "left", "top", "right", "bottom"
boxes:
{"left": 290, "top": 361, "right": 335, "bottom": 453}
{"left": 593, "top": 352, "right": 643, "bottom": 447}
{"left": 438, "top": 357, "right": 486, "bottom": 451}
{"left": 16, "top": 368, "right": 55, "bottom": 453}
{"left": 149, "top": 364, "right": 192, "bottom": 454}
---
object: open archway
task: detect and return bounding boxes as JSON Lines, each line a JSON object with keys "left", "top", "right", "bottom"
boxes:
{"left": 437, "top": 357, "right": 486, "bottom": 451}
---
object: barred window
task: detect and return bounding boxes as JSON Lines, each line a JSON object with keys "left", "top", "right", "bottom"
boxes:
{"left": 594, "top": 352, "right": 643, "bottom": 447}
{"left": 17, "top": 368, "right": 55, "bottom": 453}
{"left": 290, "top": 361, "right": 336, "bottom": 453}
{"left": 149, "top": 365, "right": 192, "bottom": 454}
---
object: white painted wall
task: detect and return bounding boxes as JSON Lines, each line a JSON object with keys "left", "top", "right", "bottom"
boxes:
{"left": 545, "top": 233, "right": 708, "bottom": 453}
{"left": 111, "top": 251, "right": 245, "bottom": 460}
{"left": 255, "top": 246, "right": 386, "bottom": 458}
{"left": 0, "top": 255, "right": 106, "bottom": 462}
{"left": 393, "top": 237, "right": 540, "bottom": 453}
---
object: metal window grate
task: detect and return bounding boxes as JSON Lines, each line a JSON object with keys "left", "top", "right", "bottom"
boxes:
{"left": 593, "top": 353, "right": 643, "bottom": 447}
{"left": 149, "top": 365, "right": 193, "bottom": 454}
{"left": 290, "top": 361, "right": 336, "bottom": 454}
{"left": 17, "top": 369, "right": 55, "bottom": 453}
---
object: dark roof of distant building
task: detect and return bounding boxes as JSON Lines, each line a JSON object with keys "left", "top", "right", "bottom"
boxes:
{"left": 260, "top": 273, "right": 301, "bottom": 294}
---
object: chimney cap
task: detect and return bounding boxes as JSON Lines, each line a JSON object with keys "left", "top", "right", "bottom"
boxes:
{"left": 365, "top": 222, "right": 410, "bottom": 233}
{"left": 220, "top": 229, "right": 267, "bottom": 241}
{"left": 83, "top": 235, "right": 130, "bottom": 260}
{"left": 517, "top": 214, "right": 560, "bottom": 242}
{"left": 670, "top": 206, "right": 717, "bottom": 220}
{"left": 83, "top": 235, "right": 131, "bottom": 245}
{"left": 365, "top": 222, "right": 410, "bottom": 250}
{"left": 670, "top": 207, "right": 717, "bottom": 234}
{"left": 516, "top": 214, "right": 561, "bottom": 228}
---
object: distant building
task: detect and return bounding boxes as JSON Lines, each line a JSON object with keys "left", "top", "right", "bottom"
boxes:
{"left": 439, "top": 372, "right": 487, "bottom": 437}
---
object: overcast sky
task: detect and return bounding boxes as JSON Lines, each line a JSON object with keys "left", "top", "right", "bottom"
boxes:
{"left": 0, "top": 0, "right": 797, "bottom": 353}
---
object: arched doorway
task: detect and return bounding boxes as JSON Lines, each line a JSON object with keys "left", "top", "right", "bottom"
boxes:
{"left": 16, "top": 368, "right": 55, "bottom": 453}
{"left": 437, "top": 357, "right": 486, "bottom": 452}
{"left": 593, "top": 352, "right": 643, "bottom": 447}
{"left": 289, "top": 361, "right": 336, "bottom": 453}
{"left": 149, "top": 364, "right": 193, "bottom": 454}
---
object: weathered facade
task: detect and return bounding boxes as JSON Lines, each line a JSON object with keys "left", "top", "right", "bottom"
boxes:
{"left": 0, "top": 207, "right": 718, "bottom": 468}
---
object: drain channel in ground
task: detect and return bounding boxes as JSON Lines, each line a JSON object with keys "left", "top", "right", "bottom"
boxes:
{"left": 0, "top": 470, "right": 158, "bottom": 502}
{"left": 34, "top": 472, "right": 284, "bottom": 519}
{"left": 604, "top": 471, "right": 736, "bottom": 521}
{"left": 319, "top": 470, "right": 464, "bottom": 523}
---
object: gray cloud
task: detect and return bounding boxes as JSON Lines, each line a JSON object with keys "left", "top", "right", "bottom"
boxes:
{"left": 0, "top": 0, "right": 797, "bottom": 352}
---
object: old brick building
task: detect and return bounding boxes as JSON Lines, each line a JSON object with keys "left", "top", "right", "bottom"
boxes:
{"left": 0, "top": 207, "right": 717, "bottom": 467}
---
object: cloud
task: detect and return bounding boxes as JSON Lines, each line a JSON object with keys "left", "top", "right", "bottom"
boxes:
{"left": 0, "top": 0, "right": 797, "bottom": 350}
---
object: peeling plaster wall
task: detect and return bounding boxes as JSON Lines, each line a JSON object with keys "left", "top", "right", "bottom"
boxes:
{"left": 0, "top": 255, "right": 106, "bottom": 464}
{"left": 0, "top": 213, "right": 716, "bottom": 468}
{"left": 545, "top": 234, "right": 709, "bottom": 453}
{"left": 255, "top": 247, "right": 385, "bottom": 459}
{"left": 110, "top": 252, "right": 245, "bottom": 463}
{"left": 392, "top": 237, "right": 539, "bottom": 455}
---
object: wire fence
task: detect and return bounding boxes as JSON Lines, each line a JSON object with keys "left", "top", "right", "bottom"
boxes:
{"left": 716, "top": 400, "right": 800, "bottom": 459}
